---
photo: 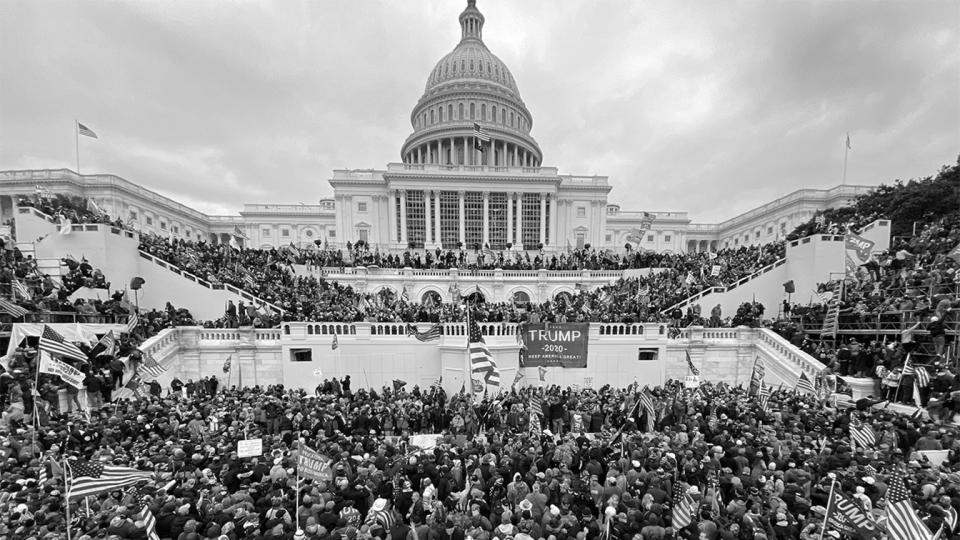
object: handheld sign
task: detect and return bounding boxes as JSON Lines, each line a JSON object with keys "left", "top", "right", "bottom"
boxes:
{"left": 684, "top": 375, "right": 701, "bottom": 389}
{"left": 237, "top": 439, "right": 263, "bottom": 458}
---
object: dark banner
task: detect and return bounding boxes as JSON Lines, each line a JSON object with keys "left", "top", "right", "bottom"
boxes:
{"left": 520, "top": 323, "right": 589, "bottom": 368}
{"left": 825, "top": 486, "right": 880, "bottom": 540}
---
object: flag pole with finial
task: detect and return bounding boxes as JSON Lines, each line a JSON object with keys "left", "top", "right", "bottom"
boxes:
{"left": 842, "top": 132, "right": 851, "bottom": 185}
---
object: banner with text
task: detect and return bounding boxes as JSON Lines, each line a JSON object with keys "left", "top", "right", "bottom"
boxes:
{"left": 844, "top": 233, "right": 874, "bottom": 277}
{"left": 38, "top": 352, "right": 85, "bottom": 389}
{"left": 297, "top": 444, "right": 333, "bottom": 482}
{"left": 520, "top": 323, "right": 589, "bottom": 368}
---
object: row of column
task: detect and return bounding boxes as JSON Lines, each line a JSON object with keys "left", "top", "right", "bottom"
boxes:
{"left": 403, "top": 137, "right": 540, "bottom": 168}
{"left": 393, "top": 190, "right": 549, "bottom": 248}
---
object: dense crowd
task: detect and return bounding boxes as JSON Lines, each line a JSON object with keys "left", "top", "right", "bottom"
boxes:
{"left": 2, "top": 374, "right": 960, "bottom": 540}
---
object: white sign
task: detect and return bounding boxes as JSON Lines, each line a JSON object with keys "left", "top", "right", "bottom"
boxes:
{"left": 684, "top": 375, "right": 701, "bottom": 389}
{"left": 237, "top": 438, "right": 263, "bottom": 458}
{"left": 918, "top": 450, "right": 949, "bottom": 468}
{"left": 313, "top": 368, "right": 323, "bottom": 378}
{"left": 710, "top": 265, "right": 721, "bottom": 277}
{"left": 409, "top": 434, "right": 441, "bottom": 452}
{"left": 38, "top": 352, "right": 84, "bottom": 389}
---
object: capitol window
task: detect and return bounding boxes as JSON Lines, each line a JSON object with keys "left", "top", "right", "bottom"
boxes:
{"left": 145, "top": 216, "right": 153, "bottom": 225}
{"left": 647, "top": 235, "right": 654, "bottom": 242}
{"left": 160, "top": 221, "right": 167, "bottom": 230}
{"left": 129, "top": 211, "right": 138, "bottom": 220}
{"left": 328, "top": 230, "right": 336, "bottom": 238}
{"left": 305, "top": 229, "right": 313, "bottom": 238}
{"left": 576, "top": 207, "right": 585, "bottom": 218}
{"left": 282, "top": 229, "right": 290, "bottom": 237}
{"left": 263, "top": 228, "right": 271, "bottom": 237}
{"left": 458, "top": 103, "right": 464, "bottom": 119}
{"left": 357, "top": 202, "right": 367, "bottom": 212}
{"left": 470, "top": 103, "right": 475, "bottom": 119}
{"left": 481, "top": 103, "right": 486, "bottom": 120}
{"left": 664, "top": 235, "right": 671, "bottom": 242}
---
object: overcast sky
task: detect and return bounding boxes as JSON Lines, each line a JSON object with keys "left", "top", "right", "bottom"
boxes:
{"left": 1, "top": 0, "right": 957, "bottom": 222}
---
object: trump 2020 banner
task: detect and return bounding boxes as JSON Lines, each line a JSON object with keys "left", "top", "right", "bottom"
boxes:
{"left": 844, "top": 232, "right": 874, "bottom": 277}
{"left": 520, "top": 323, "right": 589, "bottom": 368}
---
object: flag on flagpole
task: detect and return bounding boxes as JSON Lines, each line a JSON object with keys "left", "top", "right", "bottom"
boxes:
{"left": 331, "top": 333, "right": 339, "bottom": 350}
{"left": 12, "top": 279, "right": 32, "bottom": 300}
{"left": 885, "top": 469, "right": 936, "bottom": 540}
{"left": 125, "top": 311, "right": 140, "bottom": 335}
{"left": 672, "top": 484, "right": 696, "bottom": 529}
{"left": 65, "top": 460, "right": 153, "bottom": 499}
{"left": 87, "top": 331, "right": 116, "bottom": 359}
{"left": 538, "top": 365, "right": 548, "bottom": 381}
{"left": 512, "top": 369, "right": 524, "bottom": 387}
{"left": 795, "top": 372, "right": 816, "bottom": 394}
{"left": 125, "top": 484, "right": 160, "bottom": 540}
{"left": 0, "top": 297, "right": 28, "bottom": 318}
{"left": 915, "top": 366, "right": 930, "bottom": 389}
{"left": 229, "top": 235, "right": 241, "bottom": 251}
{"left": 469, "top": 319, "right": 499, "bottom": 386}
{"left": 845, "top": 132, "right": 852, "bottom": 150}
{"left": 473, "top": 123, "right": 490, "bottom": 150}
{"left": 138, "top": 355, "right": 167, "bottom": 379}
{"left": 758, "top": 383, "right": 772, "bottom": 411}
{"left": 222, "top": 355, "right": 232, "bottom": 373}
{"left": 749, "top": 356, "right": 765, "bottom": 396}
{"left": 39, "top": 325, "right": 87, "bottom": 361}
{"left": 77, "top": 122, "right": 98, "bottom": 139}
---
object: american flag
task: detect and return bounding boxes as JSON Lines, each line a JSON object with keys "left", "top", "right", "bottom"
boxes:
{"left": 39, "top": 324, "right": 87, "bottom": 361}
{"left": 222, "top": 354, "right": 232, "bottom": 373}
{"left": 331, "top": 333, "right": 339, "bottom": 350}
{"left": 139, "top": 355, "right": 167, "bottom": 379}
{"left": 0, "top": 297, "right": 28, "bottom": 318}
{"left": 758, "top": 383, "right": 772, "bottom": 411}
{"left": 815, "top": 214, "right": 826, "bottom": 227}
{"left": 902, "top": 355, "right": 916, "bottom": 377}
{"left": 671, "top": 483, "right": 696, "bottom": 529}
{"left": 89, "top": 330, "right": 116, "bottom": 358}
{"left": 795, "top": 372, "right": 816, "bottom": 394}
{"left": 119, "top": 373, "right": 146, "bottom": 399}
{"left": 473, "top": 122, "right": 491, "bottom": 143}
{"left": 364, "top": 499, "right": 397, "bottom": 530}
{"left": 126, "top": 484, "right": 160, "bottom": 540}
{"left": 915, "top": 366, "right": 930, "bottom": 388}
{"left": 638, "top": 387, "right": 656, "bottom": 417}
{"left": 77, "top": 122, "right": 98, "bottom": 139}
{"left": 125, "top": 311, "right": 140, "bottom": 334}
{"left": 849, "top": 417, "right": 877, "bottom": 448}
{"left": 538, "top": 365, "right": 547, "bottom": 381}
{"left": 685, "top": 350, "right": 700, "bottom": 376}
{"left": 12, "top": 279, "right": 31, "bottom": 300}
{"left": 945, "top": 506, "right": 958, "bottom": 533}
{"left": 530, "top": 395, "right": 544, "bottom": 417}
{"left": 65, "top": 460, "right": 153, "bottom": 499}
{"left": 749, "top": 356, "right": 765, "bottom": 395}
{"left": 529, "top": 409, "right": 542, "bottom": 436}
{"left": 406, "top": 323, "right": 442, "bottom": 342}
{"left": 469, "top": 319, "right": 499, "bottom": 386}
{"left": 886, "top": 470, "right": 935, "bottom": 540}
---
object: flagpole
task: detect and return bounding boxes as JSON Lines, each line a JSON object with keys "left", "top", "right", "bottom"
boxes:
{"left": 818, "top": 479, "right": 836, "bottom": 540}
{"left": 75, "top": 119, "right": 80, "bottom": 174}
{"left": 64, "top": 458, "right": 73, "bottom": 540}
{"left": 841, "top": 134, "right": 849, "bottom": 185}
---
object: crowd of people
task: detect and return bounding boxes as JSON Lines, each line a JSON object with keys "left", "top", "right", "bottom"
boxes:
{"left": 2, "top": 374, "right": 960, "bottom": 540}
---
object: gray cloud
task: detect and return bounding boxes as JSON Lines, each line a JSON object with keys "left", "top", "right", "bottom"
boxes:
{"left": 1, "top": 0, "right": 957, "bottom": 221}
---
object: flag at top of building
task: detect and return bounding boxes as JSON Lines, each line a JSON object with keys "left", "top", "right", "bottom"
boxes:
{"left": 468, "top": 317, "right": 499, "bottom": 387}
{"left": 473, "top": 122, "right": 490, "bottom": 150}
{"left": 77, "top": 122, "right": 98, "bottom": 139}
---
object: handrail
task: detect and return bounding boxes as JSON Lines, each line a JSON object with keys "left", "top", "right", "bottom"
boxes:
{"left": 660, "top": 257, "right": 786, "bottom": 314}
{"left": 137, "top": 250, "right": 285, "bottom": 314}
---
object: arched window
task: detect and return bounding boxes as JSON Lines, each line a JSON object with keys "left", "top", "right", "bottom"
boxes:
{"left": 480, "top": 103, "right": 486, "bottom": 120}
{"left": 492, "top": 105, "right": 497, "bottom": 123}
{"left": 500, "top": 109, "right": 505, "bottom": 124}
{"left": 510, "top": 111, "right": 514, "bottom": 127}
{"left": 512, "top": 291, "right": 530, "bottom": 304}
{"left": 458, "top": 103, "right": 464, "bottom": 119}
{"left": 430, "top": 109, "right": 435, "bottom": 124}
{"left": 470, "top": 103, "right": 475, "bottom": 119}
{"left": 448, "top": 104, "right": 453, "bottom": 121}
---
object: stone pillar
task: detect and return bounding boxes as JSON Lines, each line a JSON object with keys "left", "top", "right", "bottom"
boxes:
{"left": 506, "top": 191, "right": 514, "bottom": 248}
{"left": 458, "top": 191, "right": 466, "bottom": 247}
{"left": 513, "top": 144, "right": 518, "bottom": 167}
{"left": 462, "top": 137, "right": 468, "bottom": 165}
{"left": 387, "top": 191, "right": 397, "bottom": 245}
{"left": 424, "top": 190, "right": 433, "bottom": 246}
{"left": 417, "top": 147, "right": 421, "bottom": 164}
{"left": 399, "top": 190, "right": 408, "bottom": 245}
{"left": 434, "top": 191, "right": 443, "bottom": 248}
{"left": 450, "top": 137, "right": 455, "bottom": 165}
{"left": 539, "top": 194, "right": 547, "bottom": 246}
{"left": 482, "top": 191, "right": 490, "bottom": 247}
{"left": 516, "top": 193, "right": 524, "bottom": 249}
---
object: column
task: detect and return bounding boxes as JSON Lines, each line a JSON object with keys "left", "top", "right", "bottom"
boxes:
{"left": 539, "top": 194, "right": 547, "bottom": 246}
{"left": 424, "top": 190, "right": 433, "bottom": 246}
{"left": 434, "top": 191, "right": 443, "bottom": 248}
{"left": 399, "top": 190, "right": 408, "bottom": 245}
{"left": 462, "top": 137, "right": 468, "bottom": 165}
{"left": 513, "top": 145, "right": 518, "bottom": 167}
{"left": 387, "top": 191, "right": 397, "bottom": 244}
{"left": 551, "top": 197, "right": 561, "bottom": 250}
{"left": 449, "top": 137, "right": 455, "bottom": 165}
{"left": 516, "top": 193, "right": 524, "bottom": 249}
{"left": 506, "top": 191, "right": 514, "bottom": 248}
{"left": 458, "top": 191, "right": 466, "bottom": 247}
{"left": 482, "top": 191, "right": 490, "bottom": 247}
{"left": 417, "top": 147, "right": 421, "bottom": 164}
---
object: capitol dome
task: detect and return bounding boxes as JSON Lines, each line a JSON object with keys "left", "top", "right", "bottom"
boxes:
{"left": 401, "top": 0, "right": 542, "bottom": 168}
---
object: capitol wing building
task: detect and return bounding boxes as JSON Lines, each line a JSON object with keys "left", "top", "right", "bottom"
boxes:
{"left": 0, "top": 0, "right": 872, "bottom": 254}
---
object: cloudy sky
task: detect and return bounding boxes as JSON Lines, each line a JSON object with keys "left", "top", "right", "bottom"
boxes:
{"left": 1, "top": 0, "right": 957, "bottom": 222}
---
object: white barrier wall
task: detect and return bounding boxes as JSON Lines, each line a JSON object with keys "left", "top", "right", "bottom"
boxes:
{"left": 14, "top": 207, "right": 59, "bottom": 244}
{"left": 137, "top": 323, "right": 841, "bottom": 397}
